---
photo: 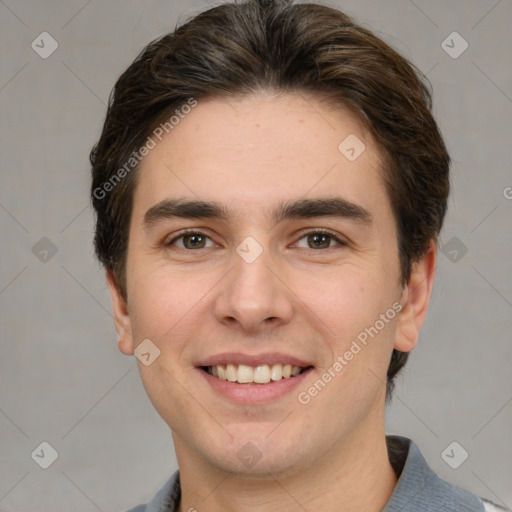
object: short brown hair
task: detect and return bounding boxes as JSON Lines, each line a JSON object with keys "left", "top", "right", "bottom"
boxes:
{"left": 90, "top": 0, "right": 450, "bottom": 400}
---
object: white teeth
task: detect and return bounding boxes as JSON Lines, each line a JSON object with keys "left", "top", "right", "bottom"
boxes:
{"left": 237, "top": 364, "right": 253, "bottom": 384}
{"left": 217, "top": 365, "right": 226, "bottom": 380}
{"left": 291, "top": 365, "right": 301, "bottom": 376}
{"left": 225, "top": 363, "right": 237, "bottom": 382}
{"left": 270, "top": 364, "right": 282, "bottom": 381}
{"left": 254, "top": 365, "right": 271, "bottom": 384}
{"left": 206, "top": 363, "right": 306, "bottom": 384}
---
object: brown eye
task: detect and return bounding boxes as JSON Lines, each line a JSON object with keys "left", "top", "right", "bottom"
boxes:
{"left": 307, "top": 233, "right": 331, "bottom": 249}
{"left": 295, "top": 230, "right": 346, "bottom": 250}
{"left": 166, "top": 232, "right": 214, "bottom": 250}
{"left": 182, "top": 234, "right": 207, "bottom": 249}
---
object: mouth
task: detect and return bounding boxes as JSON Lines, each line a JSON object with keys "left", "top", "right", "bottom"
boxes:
{"left": 195, "top": 353, "right": 315, "bottom": 403}
{"left": 200, "top": 363, "right": 313, "bottom": 385}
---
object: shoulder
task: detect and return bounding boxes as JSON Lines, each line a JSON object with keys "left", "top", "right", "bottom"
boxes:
{"left": 385, "top": 436, "right": 506, "bottom": 512}
{"left": 124, "top": 470, "right": 181, "bottom": 512}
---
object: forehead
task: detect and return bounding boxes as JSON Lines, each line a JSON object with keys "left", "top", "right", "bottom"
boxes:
{"left": 132, "top": 92, "right": 389, "bottom": 224}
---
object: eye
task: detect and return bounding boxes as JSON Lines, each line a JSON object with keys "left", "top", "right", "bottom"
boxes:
{"left": 165, "top": 231, "right": 215, "bottom": 250}
{"left": 164, "top": 229, "right": 347, "bottom": 251}
{"left": 294, "top": 230, "right": 347, "bottom": 250}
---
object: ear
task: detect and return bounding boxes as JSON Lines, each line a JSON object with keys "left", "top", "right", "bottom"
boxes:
{"left": 106, "top": 269, "right": 135, "bottom": 356}
{"left": 394, "top": 240, "right": 437, "bottom": 353}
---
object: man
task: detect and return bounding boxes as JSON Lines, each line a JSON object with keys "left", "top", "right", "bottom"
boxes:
{"left": 90, "top": 1, "right": 508, "bottom": 510}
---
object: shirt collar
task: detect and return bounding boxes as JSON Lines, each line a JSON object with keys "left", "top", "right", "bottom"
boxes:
{"left": 383, "top": 435, "right": 483, "bottom": 511}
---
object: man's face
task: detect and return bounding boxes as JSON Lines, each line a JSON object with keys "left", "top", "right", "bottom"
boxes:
{"left": 110, "top": 92, "right": 420, "bottom": 476}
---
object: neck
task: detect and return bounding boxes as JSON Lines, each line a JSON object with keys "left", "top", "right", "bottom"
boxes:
{"left": 175, "top": 426, "right": 398, "bottom": 512}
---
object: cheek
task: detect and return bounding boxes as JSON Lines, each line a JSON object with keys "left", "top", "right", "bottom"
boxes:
{"left": 296, "top": 260, "right": 393, "bottom": 329}
{"left": 126, "top": 259, "right": 230, "bottom": 361}
{"left": 126, "top": 263, "right": 190, "bottom": 344}
{"left": 299, "top": 262, "right": 400, "bottom": 383}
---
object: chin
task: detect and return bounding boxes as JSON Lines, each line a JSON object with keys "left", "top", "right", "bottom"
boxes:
{"left": 201, "top": 430, "right": 308, "bottom": 478}
{"left": 210, "top": 448, "right": 302, "bottom": 478}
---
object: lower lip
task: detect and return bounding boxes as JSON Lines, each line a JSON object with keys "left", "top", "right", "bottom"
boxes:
{"left": 197, "top": 367, "right": 313, "bottom": 404}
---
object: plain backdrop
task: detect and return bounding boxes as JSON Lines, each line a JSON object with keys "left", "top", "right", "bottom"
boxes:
{"left": 0, "top": 0, "right": 511, "bottom": 510}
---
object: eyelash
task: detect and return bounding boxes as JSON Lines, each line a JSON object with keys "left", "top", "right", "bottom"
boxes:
{"left": 164, "top": 228, "right": 348, "bottom": 252}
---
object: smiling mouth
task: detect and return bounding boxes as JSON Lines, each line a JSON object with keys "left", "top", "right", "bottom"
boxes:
{"left": 201, "top": 363, "right": 312, "bottom": 385}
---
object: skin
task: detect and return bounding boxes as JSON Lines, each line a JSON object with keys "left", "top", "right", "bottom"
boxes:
{"left": 107, "top": 91, "right": 436, "bottom": 512}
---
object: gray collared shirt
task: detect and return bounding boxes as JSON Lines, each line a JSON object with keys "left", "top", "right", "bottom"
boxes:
{"left": 127, "top": 436, "right": 508, "bottom": 512}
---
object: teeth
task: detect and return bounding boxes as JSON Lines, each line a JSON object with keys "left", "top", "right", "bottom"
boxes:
{"left": 237, "top": 364, "right": 253, "bottom": 384}
{"left": 254, "top": 365, "right": 271, "bottom": 384}
{"left": 206, "top": 363, "right": 306, "bottom": 384}
{"left": 270, "top": 363, "right": 282, "bottom": 381}
{"left": 225, "top": 363, "right": 237, "bottom": 382}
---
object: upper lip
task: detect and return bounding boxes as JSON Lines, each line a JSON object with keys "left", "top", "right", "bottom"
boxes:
{"left": 196, "top": 352, "right": 313, "bottom": 368}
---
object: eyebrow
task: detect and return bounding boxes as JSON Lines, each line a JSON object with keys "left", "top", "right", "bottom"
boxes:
{"left": 142, "top": 196, "right": 372, "bottom": 231}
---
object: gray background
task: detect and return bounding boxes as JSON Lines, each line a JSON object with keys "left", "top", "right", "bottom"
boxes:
{"left": 0, "top": 0, "right": 511, "bottom": 510}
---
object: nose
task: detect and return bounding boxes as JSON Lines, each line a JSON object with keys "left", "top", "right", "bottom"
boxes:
{"left": 213, "top": 236, "right": 294, "bottom": 334}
